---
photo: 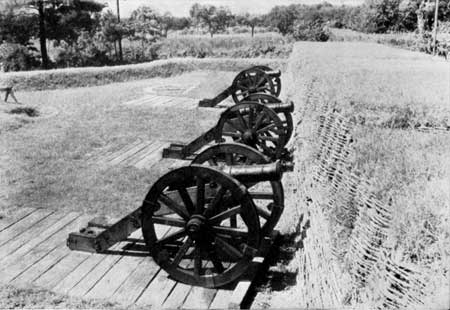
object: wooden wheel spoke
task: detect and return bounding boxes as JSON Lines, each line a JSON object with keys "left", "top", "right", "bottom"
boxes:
{"left": 196, "top": 177, "right": 205, "bottom": 213}
{"left": 255, "top": 206, "right": 271, "bottom": 220}
{"left": 248, "top": 108, "right": 255, "bottom": 128}
{"left": 194, "top": 247, "right": 202, "bottom": 277}
{"left": 212, "top": 226, "right": 248, "bottom": 238}
{"left": 256, "top": 76, "right": 266, "bottom": 88}
{"left": 152, "top": 216, "right": 185, "bottom": 227}
{"left": 257, "top": 141, "right": 274, "bottom": 155}
{"left": 204, "top": 186, "right": 226, "bottom": 218}
{"left": 208, "top": 250, "right": 225, "bottom": 273}
{"left": 214, "top": 236, "right": 243, "bottom": 260}
{"left": 159, "top": 194, "right": 190, "bottom": 220}
{"left": 253, "top": 112, "right": 266, "bottom": 130}
{"left": 178, "top": 187, "right": 195, "bottom": 214}
{"left": 236, "top": 111, "right": 248, "bottom": 130}
{"left": 258, "top": 135, "right": 279, "bottom": 142}
{"left": 171, "top": 237, "right": 193, "bottom": 266}
{"left": 256, "top": 123, "right": 276, "bottom": 134}
{"left": 256, "top": 86, "right": 269, "bottom": 92}
{"left": 225, "top": 153, "right": 234, "bottom": 165}
{"left": 209, "top": 206, "right": 242, "bottom": 224}
{"left": 269, "top": 128, "right": 286, "bottom": 136}
{"left": 156, "top": 229, "right": 187, "bottom": 245}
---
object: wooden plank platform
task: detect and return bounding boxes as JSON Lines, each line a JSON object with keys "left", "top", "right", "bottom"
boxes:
{"left": 87, "top": 139, "right": 169, "bottom": 170}
{"left": 123, "top": 94, "right": 199, "bottom": 110}
{"left": 0, "top": 208, "right": 275, "bottom": 309}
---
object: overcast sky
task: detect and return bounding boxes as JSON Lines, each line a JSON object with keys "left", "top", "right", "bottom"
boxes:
{"left": 103, "top": 0, "right": 363, "bottom": 17}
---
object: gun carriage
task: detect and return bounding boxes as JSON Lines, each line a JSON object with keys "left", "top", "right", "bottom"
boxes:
{"left": 198, "top": 66, "right": 282, "bottom": 108}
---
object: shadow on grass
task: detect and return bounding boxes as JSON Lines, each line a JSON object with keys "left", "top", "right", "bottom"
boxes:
{"left": 8, "top": 107, "right": 40, "bottom": 117}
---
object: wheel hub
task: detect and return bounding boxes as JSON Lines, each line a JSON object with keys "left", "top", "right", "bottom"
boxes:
{"left": 186, "top": 215, "right": 207, "bottom": 240}
{"left": 242, "top": 130, "right": 257, "bottom": 145}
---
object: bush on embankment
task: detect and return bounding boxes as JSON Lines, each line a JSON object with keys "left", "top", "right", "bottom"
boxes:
{"left": 0, "top": 57, "right": 286, "bottom": 91}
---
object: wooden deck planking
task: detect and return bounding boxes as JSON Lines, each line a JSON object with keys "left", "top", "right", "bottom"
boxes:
{"left": 134, "top": 141, "right": 167, "bottom": 169}
{"left": 135, "top": 268, "right": 176, "bottom": 307}
{"left": 107, "top": 141, "right": 153, "bottom": 166}
{"left": 93, "top": 139, "right": 142, "bottom": 163}
{"left": 161, "top": 281, "right": 192, "bottom": 309}
{"left": 0, "top": 209, "right": 54, "bottom": 246}
{"left": 123, "top": 94, "right": 199, "bottom": 111}
{"left": 0, "top": 211, "right": 68, "bottom": 260}
{"left": 182, "top": 286, "right": 217, "bottom": 309}
{"left": 0, "top": 208, "right": 273, "bottom": 309}
{"left": 0, "top": 207, "right": 36, "bottom": 232}
{"left": 34, "top": 251, "right": 91, "bottom": 290}
{"left": 11, "top": 243, "right": 72, "bottom": 286}
{"left": 123, "top": 95, "right": 159, "bottom": 106}
{"left": 67, "top": 248, "right": 125, "bottom": 297}
{"left": 52, "top": 253, "right": 106, "bottom": 295}
{"left": 0, "top": 213, "right": 84, "bottom": 283}
{"left": 123, "top": 141, "right": 161, "bottom": 167}
{"left": 0, "top": 212, "right": 80, "bottom": 266}
{"left": 82, "top": 228, "right": 159, "bottom": 301}
{"left": 111, "top": 258, "right": 161, "bottom": 306}
{"left": 84, "top": 255, "right": 146, "bottom": 300}
{"left": 209, "top": 290, "right": 234, "bottom": 309}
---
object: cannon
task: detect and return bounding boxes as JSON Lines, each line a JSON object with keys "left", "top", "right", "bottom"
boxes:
{"left": 198, "top": 66, "right": 282, "bottom": 108}
{"left": 162, "top": 100, "right": 294, "bottom": 160}
{"left": 68, "top": 142, "right": 293, "bottom": 288}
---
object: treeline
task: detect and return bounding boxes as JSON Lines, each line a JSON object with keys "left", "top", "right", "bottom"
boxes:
{"left": 1, "top": 0, "right": 449, "bottom": 72}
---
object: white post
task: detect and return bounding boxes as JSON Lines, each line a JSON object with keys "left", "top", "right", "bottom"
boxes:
{"left": 433, "top": 0, "right": 439, "bottom": 55}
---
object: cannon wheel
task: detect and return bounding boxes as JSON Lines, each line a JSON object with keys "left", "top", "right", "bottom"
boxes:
{"left": 141, "top": 165, "right": 261, "bottom": 288}
{"left": 242, "top": 93, "right": 293, "bottom": 144}
{"left": 192, "top": 143, "right": 284, "bottom": 236}
{"left": 252, "top": 65, "right": 281, "bottom": 97}
{"left": 231, "top": 68, "right": 275, "bottom": 103}
{"left": 215, "top": 102, "right": 286, "bottom": 160}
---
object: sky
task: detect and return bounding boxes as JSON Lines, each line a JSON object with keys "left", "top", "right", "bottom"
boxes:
{"left": 103, "top": 0, "right": 363, "bottom": 17}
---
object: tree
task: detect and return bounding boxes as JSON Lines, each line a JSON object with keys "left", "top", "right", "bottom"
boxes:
{"left": 0, "top": 11, "right": 38, "bottom": 46}
{"left": 101, "top": 10, "right": 131, "bottom": 61}
{"left": 5, "top": 0, "right": 104, "bottom": 69}
{"left": 266, "top": 5, "right": 298, "bottom": 35}
{"left": 236, "top": 13, "right": 262, "bottom": 37}
{"left": 189, "top": 4, "right": 233, "bottom": 37}
{"left": 129, "top": 6, "right": 162, "bottom": 53}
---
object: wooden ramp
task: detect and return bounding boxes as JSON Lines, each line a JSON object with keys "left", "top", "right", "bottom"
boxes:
{"left": 0, "top": 208, "right": 274, "bottom": 309}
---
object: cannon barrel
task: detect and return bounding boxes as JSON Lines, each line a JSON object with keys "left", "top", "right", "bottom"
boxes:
{"left": 216, "top": 160, "right": 294, "bottom": 183}
{"left": 236, "top": 101, "right": 294, "bottom": 115}
{"left": 265, "top": 101, "right": 294, "bottom": 113}
{"left": 266, "top": 69, "right": 281, "bottom": 78}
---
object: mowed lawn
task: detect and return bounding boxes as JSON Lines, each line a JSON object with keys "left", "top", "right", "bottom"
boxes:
{"left": 0, "top": 71, "right": 235, "bottom": 219}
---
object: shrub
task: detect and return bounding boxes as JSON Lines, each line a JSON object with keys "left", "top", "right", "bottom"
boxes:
{"left": 292, "top": 19, "right": 330, "bottom": 41}
{"left": 0, "top": 43, "right": 40, "bottom": 72}
{"left": 54, "top": 32, "right": 112, "bottom": 67}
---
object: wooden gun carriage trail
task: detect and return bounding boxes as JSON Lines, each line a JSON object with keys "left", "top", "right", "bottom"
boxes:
{"left": 0, "top": 66, "right": 294, "bottom": 309}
